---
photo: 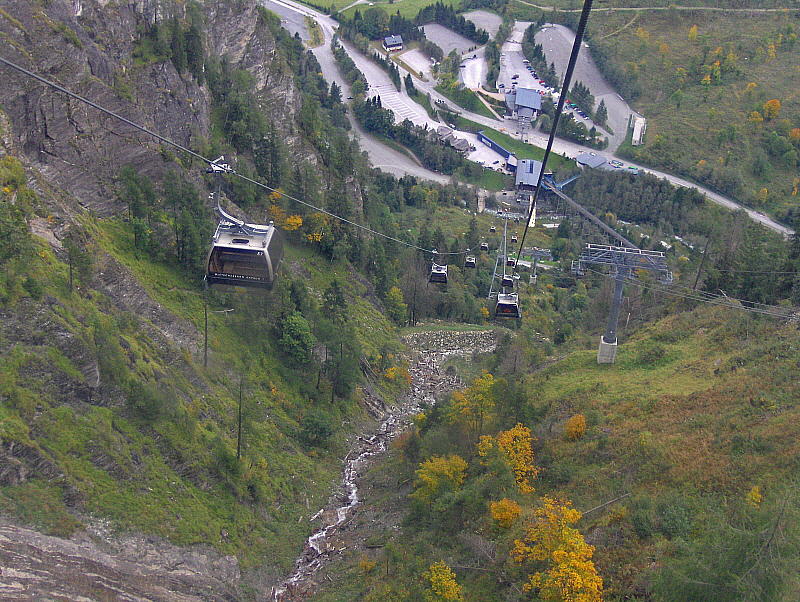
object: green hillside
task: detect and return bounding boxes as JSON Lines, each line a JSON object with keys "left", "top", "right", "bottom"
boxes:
{"left": 312, "top": 303, "right": 800, "bottom": 600}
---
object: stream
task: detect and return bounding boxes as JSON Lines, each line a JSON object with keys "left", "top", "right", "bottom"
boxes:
{"left": 272, "top": 329, "right": 497, "bottom": 600}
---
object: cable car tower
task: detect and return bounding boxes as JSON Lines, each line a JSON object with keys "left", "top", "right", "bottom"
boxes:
{"left": 573, "top": 244, "right": 673, "bottom": 364}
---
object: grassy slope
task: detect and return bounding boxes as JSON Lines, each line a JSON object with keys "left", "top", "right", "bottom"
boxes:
{"left": 584, "top": 10, "right": 799, "bottom": 218}
{"left": 311, "top": 303, "right": 800, "bottom": 599}
{"left": 0, "top": 213, "right": 402, "bottom": 575}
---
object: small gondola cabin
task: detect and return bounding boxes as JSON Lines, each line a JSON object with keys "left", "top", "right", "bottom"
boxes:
{"left": 501, "top": 275, "right": 514, "bottom": 288}
{"left": 495, "top": 293, "right": 521, "bottom": 318}
{"left": 480, "top": 242, "right": 489, "bottom": 251}
{"left": 465, "top": 255, "right": 476, "bottom": 268}
{"left": 429, "top": 262, "right": 448, "bottom": 284}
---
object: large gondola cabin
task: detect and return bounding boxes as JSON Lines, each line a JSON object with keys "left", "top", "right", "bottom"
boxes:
{"left": 206, "top": 216, "right": 283, "bottom": 291}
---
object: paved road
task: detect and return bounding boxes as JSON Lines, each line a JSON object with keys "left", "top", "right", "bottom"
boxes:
{"left": 516, "top": 1, "right": 797, "bottom": 12}
{"left": 535, "top": 23, "right": 633, "bottom": 150}
{"left": 262, "top": 0, "right": 445, "bottom": 182}
{"left": 460, "top": 47, "right": 487, "bottom": 89}
{"left": 263, "top": 0, "right": 794, "bottom": 237}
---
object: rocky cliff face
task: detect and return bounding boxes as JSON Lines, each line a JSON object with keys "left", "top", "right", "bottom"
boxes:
{"left": 0, "top": 0, "right": 303, "bottom": 216}
{"left": 0, "top": 1, "right": 325, "bottom": 596}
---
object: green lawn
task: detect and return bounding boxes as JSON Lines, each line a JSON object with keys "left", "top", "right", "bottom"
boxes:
{"left": 435, "top": 84, "right": 497, "bottom": 119}
{"left": 337, "top": 0, "right": 459, "bottom": 19}
{"left": 455, "top": 116, "right": 573, "bottom": 169}
{"left": 454, "top": 165, "right": 511, "bottom": 191}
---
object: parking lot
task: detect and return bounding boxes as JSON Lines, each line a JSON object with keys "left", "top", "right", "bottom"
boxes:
{"left": 461, "top": 10, "right": 502, "bottom": 38}
{"left": 534, "top": 23, "right": 632, "bottom": 149}
{"left": 421, "top": 23, "right": 476, "bottom": 56}
{"left": 400, "top": 48, "right": 434, "bottom": 80}
{"left": 459, "top": 49, "right": 486, "bottom": 90}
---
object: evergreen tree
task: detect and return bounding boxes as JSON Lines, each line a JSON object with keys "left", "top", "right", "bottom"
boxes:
{"left": 169, "top": 18, "right": 186, "bottom": 74}
{"left": 595, "top": 99, "right": 608, "bottom": 125}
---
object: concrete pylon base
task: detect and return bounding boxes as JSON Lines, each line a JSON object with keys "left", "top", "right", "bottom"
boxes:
{"left": 597, "top": 337, "right": 618, "bottom": 364}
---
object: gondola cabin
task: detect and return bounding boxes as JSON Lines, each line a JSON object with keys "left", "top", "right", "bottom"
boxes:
{"left": 501, "top": 275, "right": 514, "bottom": 288}
{"left": 465, "top": 255, "right": 476, "bottom": 268}
{"left": 489, "top": 225, "right": 496, "bottom": 233}
{"left": 511, "top": 234, "right": 518, "bottom": 243}
{"left": 480, "top": 242, "right": 489, "bottom": 251}
{"left": 429, "top": 262, "right": 448, "bottom": 284}
{"left": 506, "top": 257, "right": 516, "bottom": 267}
{"left": 206, "top": 216, "right": 283, "bottom": 292}
{"left": 495, "top": 293, "right": 521, "bottom": 318}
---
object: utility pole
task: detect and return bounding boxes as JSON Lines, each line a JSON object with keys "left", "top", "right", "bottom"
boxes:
{"left": 693, "top": 236, "right": 712, "bottom": 291}
{"left": 203, "top": 290, "right": 208, "bottom": 368}
{"left": 237, "top": 374, "right": 244, "bottom": 460}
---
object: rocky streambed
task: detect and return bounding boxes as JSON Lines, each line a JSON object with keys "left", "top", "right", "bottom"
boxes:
{"left": 272, "top": 328, "right": 497, "bottom": 600}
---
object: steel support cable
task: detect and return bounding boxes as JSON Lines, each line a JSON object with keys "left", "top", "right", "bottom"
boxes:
{"left": 585, "top": 269, "right": 791, "bottom": 318}
{"left": 510, "top": 0, "right": 596, "bottom": 276}
{"left": 583, "top": 267, "right": 794, "bottom": 318}
{"left": 0, "top": 55, "right": 469, "bottom": 256}
{"left": 615, "top": 271, "right": 794, "bottom": 311}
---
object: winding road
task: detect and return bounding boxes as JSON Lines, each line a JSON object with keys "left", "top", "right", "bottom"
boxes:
{"left": 261, "top": 0, "right": 794, "bottom": 237}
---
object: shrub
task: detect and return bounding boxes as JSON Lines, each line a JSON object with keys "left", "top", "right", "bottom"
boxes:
{"left": 565, "top": 414, "right": 587, "bottom": 440}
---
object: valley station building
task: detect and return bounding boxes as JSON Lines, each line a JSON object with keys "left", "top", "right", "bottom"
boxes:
{"left": 382, "top": 35, "right": 403, "bottom": 52}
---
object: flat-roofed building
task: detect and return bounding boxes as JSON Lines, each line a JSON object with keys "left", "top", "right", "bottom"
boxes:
{"left": 632, "top": 115, "right": 647, "bottom": 146}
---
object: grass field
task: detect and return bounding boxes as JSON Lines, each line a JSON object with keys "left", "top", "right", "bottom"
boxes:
{"left": 454, "top": 165, "right": 511, "bottom": 190}
{"left": 455, "top": 116, "right": 573, "bottom": 170}
{"left": 512, "top": 0, "right": 794, "bottom": 10}
{"left": 435, "top": 84, "right": 497, "bottom": 119}
{"left": 337, "top": 0, "right": 460, "bottom": 19}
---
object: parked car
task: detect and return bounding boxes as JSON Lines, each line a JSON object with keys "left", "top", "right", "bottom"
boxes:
{"left": 499, "top": 83, "right": 505, "bottom": 88}
{"left": 609, "top": 160, "right": 623, "bottom": 167}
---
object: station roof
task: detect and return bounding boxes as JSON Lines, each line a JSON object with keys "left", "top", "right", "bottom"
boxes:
{"left": 505, "top": 88, "right": 542, "bottom": 111}
{"left": 515, "top": 159, "right": 543, "bottom": 187}
{"left": 576, "top": 152, "right": 607, "bottom": 169}
{"left": 384, "top": 35, "right": 403, "bottom": 46}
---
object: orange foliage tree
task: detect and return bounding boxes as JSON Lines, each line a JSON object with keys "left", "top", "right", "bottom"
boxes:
{"left": 447, "top": 372, "right": 496, "bottom": 438}
{"left": 511, "top": 497, "right": 603, "bottom": 601}
{"left": 478, "top": 423, "right": 538, "bottom": 493}
{"left": 763, "top": 99, "right": 781, "bottom": 120}
{"left": 565, "top": 414, "right": 587, "bottom": 441}
{"left": 490, "top": 498, "right": 522, "bottom": 529}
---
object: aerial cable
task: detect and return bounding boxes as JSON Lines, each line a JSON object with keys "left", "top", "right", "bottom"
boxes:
{"left": 511, "top": 0, "right": 595, "bottom": 275}
{"left": 583, "top": 267, "right": 794, "bottom": 319}
{"left": 0, "top": 55, "right": 470, "bottom": 256}
{"left": 584, "top": 267, "right": 791, "bottom": 318}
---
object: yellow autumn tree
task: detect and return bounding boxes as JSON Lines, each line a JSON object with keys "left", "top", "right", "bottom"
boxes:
{"left": 688, "top": 25, "right": 698, "bottom": 42}
{"left": 411, "top": 455, "right": 468, "bottom": 506}
{"left": 490, "top": 498, "right": 522, "bottom": 529}
{"left": 565, "top": 414, "right": 587, "bottom": 441}
{"left": 447, "top": 372, "right": 496, "bottom": 437}
{"left": 268, "top": 204, "right": 288, "bottom": 228}
{"left": 763, "top": 99, "right": 781, "bottom": 120}
{"left": 283, "top": 215, "right": 303, "bottom": 231}
{"left": 479, "top": 424, "right": 539, "bottom": 494}
{"left": 512, "top": 497, "right": 603, "bottom": 602}
{"left": 748, "top": 111, "right": 764, "bottom": 124}
{"left": 423, "top": 561, "right": 463, "bottom": 601}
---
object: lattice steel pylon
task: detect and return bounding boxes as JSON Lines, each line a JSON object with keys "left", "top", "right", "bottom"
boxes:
{"left": 573, "top": 244, "right": 673, "bottom": 364}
